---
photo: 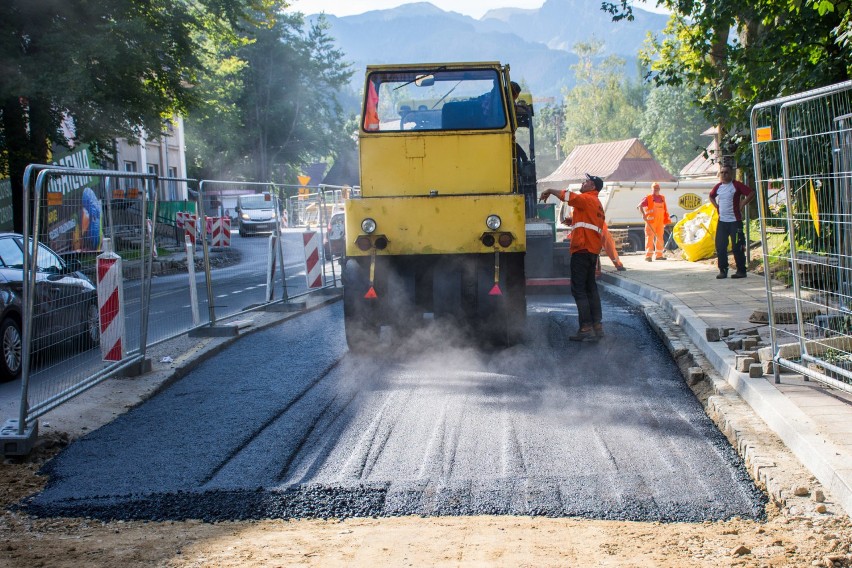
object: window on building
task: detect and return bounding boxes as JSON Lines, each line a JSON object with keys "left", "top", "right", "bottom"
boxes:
{"left": 147, "top": 163, "right": 159, "bottom": 176}
{"left": 122, "top": 161, "right": 138, "bottom": 191}
{"left": 167, "top": 167, "right": 178, "bottom": 199}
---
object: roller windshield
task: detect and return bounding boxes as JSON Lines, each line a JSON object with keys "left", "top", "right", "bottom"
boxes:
{"left": 363, "top": 68, "right": 507, "bottom": 132}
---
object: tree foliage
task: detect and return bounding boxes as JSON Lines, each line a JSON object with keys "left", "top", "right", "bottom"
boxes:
{"left": 561, "top": 41, "right": 646, "bottom": 156}
{"left": 640, "top": 85, "right": 709, "bottom": 173}
{"left": 602, "top": 0, "right": 851, "bottom": 168}
{"left": 0, "top": 0, "right": 276, "bottom": 231}
{"left": 185, "top": 12, "right": 352, "bottom": 185}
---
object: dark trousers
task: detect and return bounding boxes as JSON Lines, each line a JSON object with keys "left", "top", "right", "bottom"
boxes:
{"left": 715, "top": 220, "right": 746, "bottom": 273}
{"left": 570, "top": 252, "right": 601, "bottom": 328}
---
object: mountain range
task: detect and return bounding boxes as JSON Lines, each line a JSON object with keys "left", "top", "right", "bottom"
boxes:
{"left": 307, "top": 0, "right": 670, "bottom": 100}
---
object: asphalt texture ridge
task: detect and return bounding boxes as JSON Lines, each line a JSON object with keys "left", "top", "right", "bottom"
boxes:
{"left": 22, "top": 294, "right": 767, "bottom": 523}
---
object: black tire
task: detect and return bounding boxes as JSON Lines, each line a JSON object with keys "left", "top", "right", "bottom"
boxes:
{"left": 342, "top": 259, "right": 380, "bottom": 352}
{"left": 0, "top": 317, "right": 22, "bottom": 381}
{"left": 627, "top": 231, "right": 644, "bottom": 254}
{"left": 82, "top": 303, "right": 100, "bottom": 348}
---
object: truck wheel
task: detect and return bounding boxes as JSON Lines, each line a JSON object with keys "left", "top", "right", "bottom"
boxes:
{"left": 627, "top": 232, "right": 644, "bottom": 254}
{"left": 342, "top": 259, "right": 380, "bottom": 352}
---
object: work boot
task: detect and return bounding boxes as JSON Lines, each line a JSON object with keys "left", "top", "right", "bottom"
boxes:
{"left": 655, "top": 256, "right": 666, "bottom": 261}
{"left": 616, "top": 263, "right": 626, "bottom": 271}
{"left": 593, "top": 323, "right": 605, "bottom": 338}
{"left": 716, "top": 269, "right": 728, "bottom": 279}
{"left": 731, "top": 271, "right": 747, "bottom": 279}
{"left": 569, "top": 327, "right": 598, "bottom": 342}
{"left": 645, "top": 257, "right": 652, "bottom": 262}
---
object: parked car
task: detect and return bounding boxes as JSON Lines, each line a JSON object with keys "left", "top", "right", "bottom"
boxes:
{"left": 0, "top": 233, "right": 99, "bottom": 381}
{"left": 323, "top": 211, "right": 345, "bottom": 261}
{"left": 235, "top": 193, "right": 281, "bottom": 237}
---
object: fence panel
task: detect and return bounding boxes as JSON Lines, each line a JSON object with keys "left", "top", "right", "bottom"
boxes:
{"left": 2, "top": 171, "right": 347, "bottom": 454}
{"left": 751, "top": 81, "right": 852, "bottom": 393}
{"left": 5, "top": 166, "right": 159, "bottom": 444}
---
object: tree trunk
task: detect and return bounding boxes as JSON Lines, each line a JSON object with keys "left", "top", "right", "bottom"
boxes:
{"left": 2, "top": 97, "right": 52, "bottom": 235}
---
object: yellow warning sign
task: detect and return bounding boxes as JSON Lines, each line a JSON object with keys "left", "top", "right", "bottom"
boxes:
{"left": 297, "top": 175, "right": 311, "bottom": 187}
{"left": 678, "top": 193, "right": 702, "bottom": 210}
{"left": 755, "top": 126, "right": 772, "bottom": 143}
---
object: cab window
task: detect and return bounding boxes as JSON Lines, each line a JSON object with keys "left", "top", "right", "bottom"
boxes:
{"left": 363, "top": 68, "right": 507, "bottom": 132}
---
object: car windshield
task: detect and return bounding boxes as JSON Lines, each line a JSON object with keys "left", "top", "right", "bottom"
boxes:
{"left": 240, "top": 195, "right": 274, "bottom": 210}
{"left": 363, "top": 68, "right": 507, "bottom": 132}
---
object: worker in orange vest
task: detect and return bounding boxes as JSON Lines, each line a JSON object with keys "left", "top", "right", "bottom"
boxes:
{"left": 540, "top": 173, "right": 606, "bottom": 341}
{"left": 637, "top": 182, "right": 671, "bottom": 261}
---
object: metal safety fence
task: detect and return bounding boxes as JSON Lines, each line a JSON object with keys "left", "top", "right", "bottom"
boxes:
{"left": 751, "top": 80, "right": 852, "bottom": 393}
{"left": 2, "top": 168, "right": 345, "bottom": 455}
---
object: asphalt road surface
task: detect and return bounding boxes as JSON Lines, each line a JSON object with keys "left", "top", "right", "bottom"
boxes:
{"left": 25, "top": 292, "right": 766, "bottom": 522}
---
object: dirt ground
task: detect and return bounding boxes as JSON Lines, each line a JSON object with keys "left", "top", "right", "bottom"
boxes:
{"left": 1, "top": 434, "right": 850, "bottom": 568}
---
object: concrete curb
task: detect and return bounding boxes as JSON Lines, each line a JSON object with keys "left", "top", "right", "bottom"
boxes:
{"left": 600, "top": 275, "right": 852, "bottom": 517}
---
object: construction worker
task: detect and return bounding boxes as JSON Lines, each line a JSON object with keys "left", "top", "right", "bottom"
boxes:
{"left": 637, "top": 182, "right": 671, "bottom": 261}
{"left": 540, "top": 173, "right": 606, "bottom": 342}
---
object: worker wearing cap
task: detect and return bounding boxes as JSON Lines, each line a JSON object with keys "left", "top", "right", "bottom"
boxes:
{"left": 539, "top": 173, "right": 606, "bottom": 342}
{"left": 637, "top": 182, "right": 671, "bottom": 261}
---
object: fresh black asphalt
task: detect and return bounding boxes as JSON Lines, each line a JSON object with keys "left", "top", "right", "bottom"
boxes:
{"left": 24, "top": 293, "right": 766, "bottom": 522}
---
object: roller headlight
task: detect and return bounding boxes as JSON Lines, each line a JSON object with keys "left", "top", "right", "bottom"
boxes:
{"left": 485, "top": 215, "right": 502, "bottom": 231}
{"left": 361, "top": 218, "right": 377, "bottom": 234}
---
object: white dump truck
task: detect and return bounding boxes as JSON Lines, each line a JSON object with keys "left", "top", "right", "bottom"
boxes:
{"left": 556, "top": 180, "right": 716, "bottom": 253}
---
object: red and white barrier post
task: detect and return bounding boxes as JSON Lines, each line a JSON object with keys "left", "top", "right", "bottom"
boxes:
{"left": 303, "top": 231, "right": 323, "bottom": 289}
{"left": 96, "top": 239, "right": 125, "bottom": 362}
{"left": 184, "top": 214, "right": 197, "bottom": 250}
{"left": 185, "top": 233, "right": 201, "bottom": 325}
{"left": 146, "top": 218, "right": 157, "bottom": 259}
{"left": 211, "top": 216, "right": 231, "bottom": 247}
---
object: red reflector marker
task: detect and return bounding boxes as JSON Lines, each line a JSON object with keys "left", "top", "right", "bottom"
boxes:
{"left": 488, "top": 283, "right": 502, "bottom": 296}
{"left": 364, "top": 286, "right": 378, "bottom": 299}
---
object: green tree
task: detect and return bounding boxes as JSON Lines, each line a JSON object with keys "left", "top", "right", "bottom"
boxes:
{"left": 0, "top": 0, "right": 275, "bottom": 232}
{"left": 561, "top": 41, "right": 645, "bottom": 155}
{"left": 602, "top": 0, "right": 851, "bottom": 168}
{"left": 186, "top": 13, "right": 352, "bottom": 185}
{"left": 640, "top": 85, "right": 709, "bottom": 174}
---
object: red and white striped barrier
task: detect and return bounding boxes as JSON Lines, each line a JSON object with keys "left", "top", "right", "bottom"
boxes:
{"left": 281, "top": 209, "right": 289, "bottom": 228}
{"left": 211, "top": 217, "right": 231, "bottom": 247}
{"left": 302, "top": 231, "right": 323, "bottom": 288}
{"left": 184, "top": 214, "right": 197, "bottom": 246}
{"left": 96, "top": 250, "right": 125, "bottom": 362}
{"left": 176, "top": 210, "right": 188, "bottom": 229}
{"left": 205, "top": 216, "right": 214, "bottom": 235}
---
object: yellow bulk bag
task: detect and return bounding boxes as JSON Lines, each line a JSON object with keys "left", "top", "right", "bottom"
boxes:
{"left": 672, "top": 202, "right": 718, "bottom": 262}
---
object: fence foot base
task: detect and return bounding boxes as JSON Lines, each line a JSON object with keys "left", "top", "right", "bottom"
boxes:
{"left": 189, "top": 324, "right": 243, "bottom": 337}
{"left": 1, "top": 418, "right": 38, "bottom": 457}
{"left": 123, "top": 358, "right": 153, "bottom": 377}
{"left": 317, "top": 287, "right": 342, "bottom": 296}
{"left": 261, "top": 302, "right": 307, "bottom": 312}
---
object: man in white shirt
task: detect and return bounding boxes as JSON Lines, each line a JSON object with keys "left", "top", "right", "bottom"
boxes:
{"left": 709, "top": 166, "right": 756, "bottom": 279}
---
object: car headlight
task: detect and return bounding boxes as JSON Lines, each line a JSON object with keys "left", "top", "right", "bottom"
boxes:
{"left": 486, "top": 215, "right": 502, "bottom": 230}
{"left": 361, "top": 218, "right": 377, "bottom": 234}
{"left": 241, "top": 213, "right": 250, "bottom": 220}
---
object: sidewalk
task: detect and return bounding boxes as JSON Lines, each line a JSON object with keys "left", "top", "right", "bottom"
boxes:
{"left": 599, "top": 253, "right": 852, "bottom": 517}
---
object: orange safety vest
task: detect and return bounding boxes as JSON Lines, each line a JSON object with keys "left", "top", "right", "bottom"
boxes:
{"left": 642, "top": 194, "right": 670, "bottom": 227}
{"left": 560, "top": 189, "right": 604, "bottom": 254}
